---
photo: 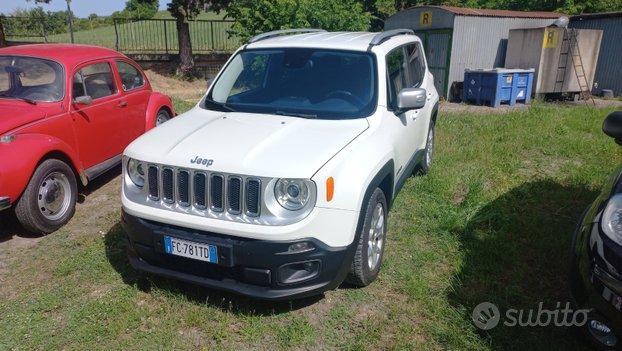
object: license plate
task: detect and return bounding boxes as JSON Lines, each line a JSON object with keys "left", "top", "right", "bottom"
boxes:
{"left": 163, "top": 236, "right": 218, "bottom": 264}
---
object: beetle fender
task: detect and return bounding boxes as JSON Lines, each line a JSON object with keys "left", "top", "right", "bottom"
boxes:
{"left": 0, "top": 133, "right": 82, "bottom": 202}
{"left": 145, "top": 92, "right": 175, "bottom": 131}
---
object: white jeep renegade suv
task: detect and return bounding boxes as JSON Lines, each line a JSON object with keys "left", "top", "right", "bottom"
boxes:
{"left": 121, "top": 29, "right": 439, "bottom": 300}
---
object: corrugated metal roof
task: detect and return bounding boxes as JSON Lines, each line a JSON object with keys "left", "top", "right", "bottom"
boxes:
{"left": 409, "top": 5, "right": 563, "bottom": 19}
{"left": 571, "top": 11, "right": 622, "bottom": 21}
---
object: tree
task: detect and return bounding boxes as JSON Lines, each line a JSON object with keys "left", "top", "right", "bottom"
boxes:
{"left": 226, "top": 0, "right": 372, "bottom": 42}
{"left": 167, "top": 0, "right": 230, "bottom": 77}
{"left": 123, "top": 0, "right": 160, "bottom": 19}
{"left": 29, "top": 0, "right": 75, "bottom": 42}
{"left": 0, "top": 17, "right": 6, "bottom": 47}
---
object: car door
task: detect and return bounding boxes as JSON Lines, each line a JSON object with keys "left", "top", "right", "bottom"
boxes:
{"left": 114, "top": 60, "right": 149, "bottom": 141}
{"left": 404, "top": 42, "right": 435, "bottom": 151}
{"left": 383, "top": 45, "right": 419, "bottom": 176}
{"left": 70, "top": 60, "right": 125, "bottom": 169}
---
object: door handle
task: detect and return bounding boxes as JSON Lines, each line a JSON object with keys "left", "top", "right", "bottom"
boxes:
{"left": 118, "top": 100, "right": 128, "bottom": 107}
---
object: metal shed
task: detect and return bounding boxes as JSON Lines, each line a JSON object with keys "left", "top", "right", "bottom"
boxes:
{"left": 570, "top": 12, "right": 622, "bottom": 96}
{"left": 384, "top": 6, "right": 561, "bottom": 99}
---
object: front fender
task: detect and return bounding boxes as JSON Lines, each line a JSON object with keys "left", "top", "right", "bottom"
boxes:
{"left": 0, "top": 133, "right": 82, "bottom": 201}
{"left": 145, "top": 92, "right": 175, "bottom": 132}
{"left": 312, "top": 126, "right": 395, "bottom": 212}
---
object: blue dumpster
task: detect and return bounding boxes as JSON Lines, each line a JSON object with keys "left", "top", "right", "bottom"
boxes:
{"left": 463, "top": 68, "right": 534, "bottom": 107}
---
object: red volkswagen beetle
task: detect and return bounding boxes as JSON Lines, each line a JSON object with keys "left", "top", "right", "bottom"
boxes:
{"left": 0, "top": 44, "right": 175, "bottom": 234}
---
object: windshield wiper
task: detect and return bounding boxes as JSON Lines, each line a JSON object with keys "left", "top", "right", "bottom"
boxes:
{"left": 203, "top": 97, "right": 235, "bottom": 112}
{"left": 275, "top": 111, "right": 318, "bottom": 119}
{"left": 0, "top": 94, "right": 37, "bottom": 105}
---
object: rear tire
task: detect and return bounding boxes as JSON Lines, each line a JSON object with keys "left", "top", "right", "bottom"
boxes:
{"left": 155, "top": 108, "right": 171, "bottom": 127}
{"left": 415, "top": 119, "right": 435, "bottom": 175}
{"left": 346, "top": 188, "right": 388, "bottom": 287}
{"left": 14, "top": 159, "right": 77, "bottom": 235}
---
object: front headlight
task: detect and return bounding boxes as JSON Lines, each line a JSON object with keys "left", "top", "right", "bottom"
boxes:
{"left": 127, "top": 158, "right": 145, "bottom": 187}
{"left": 602, "top": 194, "right": 622, "bottom": 243}
{"left": 275, "top": 179, "right": 312, "bottom": 211}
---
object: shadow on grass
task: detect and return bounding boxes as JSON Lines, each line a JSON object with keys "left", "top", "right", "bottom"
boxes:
{"left": 104, "top": 222, "right": 323, "bottom": 315}
{"left": 451, "top": 179, "right": 597, "bottom": 350}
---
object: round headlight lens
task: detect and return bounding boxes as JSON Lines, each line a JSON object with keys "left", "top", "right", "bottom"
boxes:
{"left": 602, "top": 194, "right": 622, "bottom": 244}
{"left": 127, "top": 158, "right": 145, "bottom": 187}
{"left": 275, "top": 179, "right": 310, "bottom": 211}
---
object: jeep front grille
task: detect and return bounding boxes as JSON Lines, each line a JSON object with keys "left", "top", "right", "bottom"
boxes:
{"left": 146, "top": 165, "right": 261, "bottom": 219}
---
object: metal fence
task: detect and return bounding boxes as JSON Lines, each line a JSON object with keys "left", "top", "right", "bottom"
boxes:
{"left": 1, "top": 16, "right": 239, "bottom": 54}
{"left": 114, "top": 18, "right": 238, "bottom": 53}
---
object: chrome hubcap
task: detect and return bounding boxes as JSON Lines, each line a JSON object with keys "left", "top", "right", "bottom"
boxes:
{"left": 367, "top": 203, "right": 385, "bottom": 271}
{"left": 425, "top": 127, "right": 434, "bottom": 168}
{"left": 37, "top": 172, "right": 71, "bottom": 221}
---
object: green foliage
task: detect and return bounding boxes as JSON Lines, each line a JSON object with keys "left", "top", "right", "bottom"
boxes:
{"left": 123, "top": 0, "right": 159, "bottom": 19}
{"left": 226, "top": 0, "right": 372, "bottom": 41}
{"left": 369, "top": 0, "right": 622, "bottom": 17}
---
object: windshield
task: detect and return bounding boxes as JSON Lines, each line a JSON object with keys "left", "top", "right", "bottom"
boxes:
{"left": 0, "top": 56, "right": 64, "bottom": 103}
{"left": 204, "top": 48, "right": 377, "bottom": 119}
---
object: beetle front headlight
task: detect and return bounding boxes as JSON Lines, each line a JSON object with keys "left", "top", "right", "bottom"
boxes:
{"left": 602, "top": 194, "right": 622, "bottom": 244}
{"left": 275, "top": 179, "right": 312, "bottom": 211}
{"left": 127, "top": 158, "right": 145, "bottom": 188}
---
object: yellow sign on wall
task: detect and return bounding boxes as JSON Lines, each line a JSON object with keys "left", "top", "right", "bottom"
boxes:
{"left": 420, "top": 11, "right": 432, "bottom": 27}
{"left": 542, "top": 28, "right": 559, "bottom": 48}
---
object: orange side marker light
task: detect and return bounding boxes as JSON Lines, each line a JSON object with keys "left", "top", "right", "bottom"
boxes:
{"left": 326, "top": 177, "right": 334, "bottom": 202}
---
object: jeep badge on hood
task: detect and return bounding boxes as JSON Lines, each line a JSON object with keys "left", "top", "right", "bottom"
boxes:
{"left": 190, "top": 156, "right": 214, "bottom": 167}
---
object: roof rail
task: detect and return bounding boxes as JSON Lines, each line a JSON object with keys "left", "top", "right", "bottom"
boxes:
{"left": 368, "top": 29, "right": 414, "bottom": 47}
{"left": 247, "top": 29, "right": 327, "bottom": 44}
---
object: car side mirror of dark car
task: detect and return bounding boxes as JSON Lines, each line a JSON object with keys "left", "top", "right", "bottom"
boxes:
{"left": 74, "top": 95, "right": 93, "bottom": 106}
{"left": 603, "top": 111, "right": 622, "bottom": 145}
{"left": 396, "top": 88, "right": 426, "bottom": 113}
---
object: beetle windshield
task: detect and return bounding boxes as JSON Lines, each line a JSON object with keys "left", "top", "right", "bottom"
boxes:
{"left": 0, "top": 56, "right": 64, "bottom": 103}
{"left": 204, "top": 48, "right": 377, "bottom": 119}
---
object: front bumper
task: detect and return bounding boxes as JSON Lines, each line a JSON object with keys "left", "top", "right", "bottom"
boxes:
{"left": 0, "top": 197, "right": 10, "bottom": 211}
{"left": 570, "top": 207, "right": 622, "bottom": 343}
{"left": 121, "top": 210, "right": 357, "bottom": 300}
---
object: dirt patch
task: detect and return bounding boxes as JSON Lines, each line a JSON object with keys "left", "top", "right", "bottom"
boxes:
{"left": 145, "top": 70, "right": 206, "bottom": 101}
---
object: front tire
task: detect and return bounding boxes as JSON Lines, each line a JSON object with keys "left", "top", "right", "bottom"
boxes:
{"left": 346, "top": 188, "right": 388, "bottom": 287}
{"left": 14, "top": 159, "right": 77, "bottom": 235}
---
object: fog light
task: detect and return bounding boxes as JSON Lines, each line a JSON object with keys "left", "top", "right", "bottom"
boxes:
{"left": 588, "top": 319, "right": 617, "bottom": 347}
{"left": 278, "top": 260, "right": 320, "bottom": 284}
{"left": 288, "top": 242, "right": 314, "bottom": 254}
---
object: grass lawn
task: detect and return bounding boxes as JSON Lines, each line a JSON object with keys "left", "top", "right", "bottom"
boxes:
{"left": 0, "top": 103, "right": 619, "bottom": 350}
{"left": 7, "top": 11, "right": 239, "bottom": 53}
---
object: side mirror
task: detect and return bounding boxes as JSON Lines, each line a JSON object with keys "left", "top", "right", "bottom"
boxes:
{"left": 74, "top": 95, "right": 93, "bottom": 106}
{"left": 397, "top": 88, "right": 426, "bottom": 113}
{"left": 603, "top": 111, "right": 622, "bottom": 145}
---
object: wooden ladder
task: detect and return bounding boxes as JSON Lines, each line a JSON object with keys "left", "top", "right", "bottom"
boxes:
{"left": 555, "top": 28, "right": 595, "bottom": 106}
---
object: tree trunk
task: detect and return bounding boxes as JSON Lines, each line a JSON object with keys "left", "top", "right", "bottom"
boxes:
{"left": 0, "top": 21, "right": 7, "bottom": 48}
{"left": 176, "top": 18, "right": 194, "bottom": 77}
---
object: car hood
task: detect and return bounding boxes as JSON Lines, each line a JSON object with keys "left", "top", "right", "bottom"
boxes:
{"left": 0, "top": 100, "right": 56, "bottom": 134}
{"left": 125, "top": 107, "right": 369, "bottom": 178}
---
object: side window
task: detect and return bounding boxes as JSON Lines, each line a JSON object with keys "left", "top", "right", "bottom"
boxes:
{"left": 116, "top": 61, "right": 144, "bottom": 91}
{"left": 73, "top": 62, "right": 117, "bottom": 100}
{"left": 405, "top": 43, "right": 426, "bottom": 88}
{"left": 386, "top": 46, "right": 407, "bottom": 110}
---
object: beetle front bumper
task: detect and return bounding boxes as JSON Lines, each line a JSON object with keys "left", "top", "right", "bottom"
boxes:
{"left": 121, "top": 210, "right": 359, "bottom": 300}
{"left": 0, "top": 197, "right": 10, "bottom": 211}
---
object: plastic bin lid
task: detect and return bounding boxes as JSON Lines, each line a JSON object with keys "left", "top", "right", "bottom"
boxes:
{"left": 464, "top": 68, "right": 535, "bottom": 73}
